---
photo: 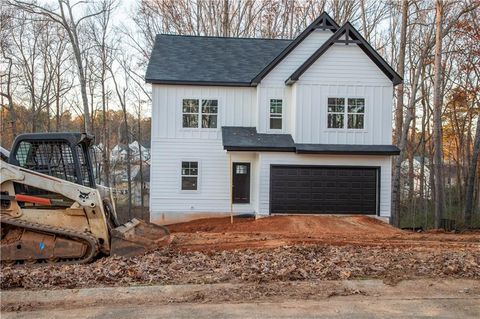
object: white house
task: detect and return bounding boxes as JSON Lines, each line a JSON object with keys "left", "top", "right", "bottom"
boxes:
{"left": 145, "top": 13, "right": 401, "bottom": 224}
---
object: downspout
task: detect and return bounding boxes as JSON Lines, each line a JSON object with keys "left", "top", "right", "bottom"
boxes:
{"left": 229, "top": 152, "right": 233, "bottom": 224}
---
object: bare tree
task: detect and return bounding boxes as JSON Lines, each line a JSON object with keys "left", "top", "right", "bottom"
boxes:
{"left": 463, "top": 9, "right": 480, "bottom": 226}
{"left": 391, "top": 0, "right": 409, "bottom": 227}
{"left": 10, "top": 0, "right": 111, "bottom": 134}
{"left": 88, "top": 0, "right": 116, "bottom": 186}
{"left": 110, "top": 54, "right": 133, "bottom": 219}
{"left": 432, "top": 0, "right": 445, "bottom": 228}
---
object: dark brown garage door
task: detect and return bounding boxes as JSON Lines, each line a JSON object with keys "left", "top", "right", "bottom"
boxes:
{"left": 270, "top": 166, "right": 378, "bottom": 215}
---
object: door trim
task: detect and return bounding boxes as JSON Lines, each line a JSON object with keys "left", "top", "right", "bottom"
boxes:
{"left": 232, "top": 162, "right": 251, "bottom": 204}
{"left": 269, "top": 164, "right": 380, "bottom": 216}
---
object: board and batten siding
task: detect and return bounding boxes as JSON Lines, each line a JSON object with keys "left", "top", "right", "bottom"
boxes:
{"left": 291, "top": 43, "right": 393, "bottom": 145}
{"left": 292, "top": 84, "right": 393, "bottom": 144}
{"left": 257, "top": 153, "right": 392, "bottom": 217}
{"left": 151, "top": 84, "right": 256, "bottom": 140}
{"left": 150, "top": 85, "right": 258, "bottom": 222}
{"left": 260, "top": 30, "right": 334, "bottom": 85}
{"left": 257, "top": 29, "right": 333, "bottom": 134}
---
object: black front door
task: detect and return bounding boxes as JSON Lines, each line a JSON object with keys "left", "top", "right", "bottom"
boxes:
{"left": 232, "top": 162, "right": 250, "bottom": 204}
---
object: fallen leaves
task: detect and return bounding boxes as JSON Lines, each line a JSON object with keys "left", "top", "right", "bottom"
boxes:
{"left": 1, "top": 244, "right": 479, "bottom": 290}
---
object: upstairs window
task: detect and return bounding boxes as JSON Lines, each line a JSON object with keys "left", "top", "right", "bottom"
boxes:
{"left": 182, "top": 99, "right": 199, "bottom": 128}
{"left": 347, "top": 98, "right": 365, "bottom": 129}
{"left": 181, "top": 161, "right": 198, "bottom": 190}
{"left": 269, "top": 99, "right": 283, "bottom": 130}
{"left": 201, "top": 100, "right": 218, "bottom": 128}
{"left": 327, "top": 98, "right": 345, "bottom": 129}
{"left": 327, "top": 97, "right": 365, "bottom": 129}
{"left": 182, "top": 99, "right": 218, "bottom": 129}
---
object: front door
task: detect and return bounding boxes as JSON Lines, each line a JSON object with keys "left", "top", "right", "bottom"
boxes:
{"left": 232, "top": 162, "right": 250, "bottom": 204}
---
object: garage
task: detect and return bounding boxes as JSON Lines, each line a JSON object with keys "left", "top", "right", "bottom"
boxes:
{"left": 270, "top": 166, "right": 379, "bottom": 215}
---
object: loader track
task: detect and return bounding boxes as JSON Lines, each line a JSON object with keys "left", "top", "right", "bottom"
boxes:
{"left": 1, "top": 215, "right": 99, "bottom": 266}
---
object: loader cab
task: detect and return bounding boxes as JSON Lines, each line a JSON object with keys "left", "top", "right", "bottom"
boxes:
{"left": 8, "top": 132, "right": 96, "bottom": 188}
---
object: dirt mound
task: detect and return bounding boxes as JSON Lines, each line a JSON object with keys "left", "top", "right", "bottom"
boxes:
{"left": 168, "top": 215, "right": 401, "bottom": 236}
{"left": 167, "top": 215, "right": 479, "bottom": 252}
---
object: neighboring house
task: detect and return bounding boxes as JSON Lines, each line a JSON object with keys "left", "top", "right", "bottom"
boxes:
{"left": 112, "top": 163, "right": 150, "bottom": 207}
{"left": 111, "top": 144, "right": 128, "bottom": 162}
{"left": 110, "top": 141, "right": 150, "bottom": 163}
{"left": 145, "top": 12, "right": 401, "bottom": 224}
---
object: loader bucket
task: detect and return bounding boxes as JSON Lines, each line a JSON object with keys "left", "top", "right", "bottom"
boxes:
{"left": 110, "top": 219, "right": 172, "bottom": 258}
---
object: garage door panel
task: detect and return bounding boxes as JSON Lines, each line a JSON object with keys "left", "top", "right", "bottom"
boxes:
{"left": 270, "top": 166, "right": 378, "bottom": 215}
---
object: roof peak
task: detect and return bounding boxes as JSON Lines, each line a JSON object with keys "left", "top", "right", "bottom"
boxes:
{"left": 286, "top": 21, "right": 403, "bottom": 86}
{"left": 251, "top": 11, "right": 339, "bottom": 84}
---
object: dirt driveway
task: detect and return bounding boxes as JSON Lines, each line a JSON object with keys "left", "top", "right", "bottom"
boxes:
{"left": 1, "top": 216, "right": 479, "bottom": 290}
{"left": 168, "top": 215, "right": 480, "bottom": 251}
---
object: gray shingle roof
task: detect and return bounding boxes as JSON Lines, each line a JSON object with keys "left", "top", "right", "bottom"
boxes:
{"left": 295, "top": 144, "right": 400, "bottom": 155}
{"left": 222, "top": 127, "right": 295, "bottom": 151}
{"left": 145, "top": 35, "right": 291, "bottom": 85}
{"left": 222, "top": 126, "right": 400, "bottom": 155}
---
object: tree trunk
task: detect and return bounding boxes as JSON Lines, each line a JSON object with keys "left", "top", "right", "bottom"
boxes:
{"left": 101, "top": 68, "right": 110, "bottom": 186}
{"left": 408, "top": 106, "right": 416, "bottom": 202}
{"left": 123, "top": 109, "right": 132, "bottom": 220}
{"left": 394, "top": 0, "right": 408, "bottom": 145}
{"left": 59, "top": 0, "right": 91, "bottom": 134}
{"left": 137, "top": 110, "right": 145, "bottom": 220}
{"left": 391, "top": 0, "right": 409, "bottom": 227}
{"left": 432, "top": 0, "right": 445, "bottom": 229}
{"left": 391, "top": 58, "right": 422, "bottom": 228}
{"left": 464, "top": 110, "right": 480, "bottom": 226}
{"left": 222, "top": 0, "right": 229, "bottom": 37}
{"left": 56, "top": 63, "right": 61, "bottom": 131}
{"left": 77, "top": 51, "right": 91, "bottom": 134}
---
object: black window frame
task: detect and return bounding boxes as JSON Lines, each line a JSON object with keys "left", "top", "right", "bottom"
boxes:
{"left": 269, "top": 99, "right": 283, "bottom": 130}
{"left": 327, "top": 97, "right": 365, "bottom": 130}
{"left": 182, "top": 98, "right": 218, "bottom": 129}
{"left": 181, "top": 161, "right": 198, "bottom": 191}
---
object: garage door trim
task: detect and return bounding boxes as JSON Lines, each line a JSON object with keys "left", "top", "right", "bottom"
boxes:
{"left": 269, "top": 165, "right": 381, "bottom": 216}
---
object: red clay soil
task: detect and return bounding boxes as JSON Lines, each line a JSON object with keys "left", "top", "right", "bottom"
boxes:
{"left": 167, "top": 215, "right": 480, "bottom": 252}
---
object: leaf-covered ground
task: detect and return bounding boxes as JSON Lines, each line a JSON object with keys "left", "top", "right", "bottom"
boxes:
{"left": 2, "top": 244, "right": 479, "bottom": 290}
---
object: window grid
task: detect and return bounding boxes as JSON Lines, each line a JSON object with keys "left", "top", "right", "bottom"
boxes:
{"left": 182, "top": 99, "right": 218, "bottom": 129}
{"left": 347, "top": 98, "right": 365, "bottom": 129}
{"left": 182, "top": 99, "right": 199, "bottom": 128}
{"left": 181, "top": 161, "right": 198, "bottom": 190}
{"left": 327, "top": 97, "right": 365, "bottom": 129}
{"left": 201, "top": 100, "right": 218, "bottom": 129}
{"left": 327, "top": 98, "right": 345, "bottom": 129}
{"left": 269, "top": 99, "right": 283, "bottom": 130}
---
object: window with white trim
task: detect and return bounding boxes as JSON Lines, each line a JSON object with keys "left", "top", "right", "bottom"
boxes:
{"left": 327, "top": 97, "right": 365, "bottom": 129}
{"left": 347, "top": 98, "right": 365, "bottom": 129}
{"left": 182, "top": 99, "right": 199, "bottom": 128}
{"left": 269, "top": 99, "right": 282, "bottom": 130}
{"left": 201, "top": 100, "right": 218, "bottom": 128}
{"left": 182, "top": 99, "right": 218, "bottom": 129}
{"left": 181, "top": 161, "right": 198, "bottom": 190}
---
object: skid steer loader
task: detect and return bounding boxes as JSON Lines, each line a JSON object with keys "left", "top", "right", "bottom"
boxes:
{"left": 0, "top": 133, "right": 171, "bottom": 265}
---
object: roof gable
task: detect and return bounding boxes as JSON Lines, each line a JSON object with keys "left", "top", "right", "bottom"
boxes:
{"left": 251, "top": 12, "right": 339, "bottom": 85}
{"left": 286, "top": 22, "right": 402, "bottom": 86}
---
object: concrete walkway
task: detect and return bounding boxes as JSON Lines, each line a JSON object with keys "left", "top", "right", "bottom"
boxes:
{"left": 2, "top": 279, "right": 479, "bottom": 318}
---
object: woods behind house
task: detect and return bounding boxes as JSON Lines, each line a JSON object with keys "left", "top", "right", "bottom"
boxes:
{"left": 1, "top": 0, "right": 479, "bottom": 229}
